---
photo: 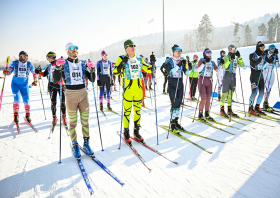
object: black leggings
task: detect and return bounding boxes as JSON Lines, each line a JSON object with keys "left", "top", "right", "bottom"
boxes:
{"left": 163, "top": 75, "right": 168, "bottom": 91}
{"left": 49, "top": 85, "right": 66, "bottom": 116}
{"left": 189, "top": 77, "right": 198, "bottom": 98}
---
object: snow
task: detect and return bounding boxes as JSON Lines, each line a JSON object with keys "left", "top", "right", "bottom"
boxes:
{"left": 1, "top": 46, "right": 280, "bottom": 197}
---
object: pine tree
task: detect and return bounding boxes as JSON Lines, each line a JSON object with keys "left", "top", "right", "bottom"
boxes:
{"left": 233, "top": 23, "right": 240, "bottom": 46}
{"left": 274, "top": 14, "right": 280, "bottom": 42}
{"left": 196, "top": 14, "right": 213, "bottom": 51}
{"left": 267, "top": 17, "right": 275, "bottom": 42}
{"left": 258, "top": 23, "right": 267, "bottom": 36}
{"left": 244, "top": 25, "right": 252, "bottom": 46}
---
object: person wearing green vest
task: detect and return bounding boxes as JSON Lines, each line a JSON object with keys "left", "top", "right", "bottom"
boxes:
{"left": 188, "top": 54, "right": 199, "bottom": 101}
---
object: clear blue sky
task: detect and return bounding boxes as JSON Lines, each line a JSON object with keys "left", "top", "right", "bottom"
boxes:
{"left": 0, "top": 0, "right": 279, "bottom": 62}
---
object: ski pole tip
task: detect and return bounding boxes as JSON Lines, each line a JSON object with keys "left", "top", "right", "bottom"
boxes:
{"left": 101, "top": 149, "right": 104, "bottom": 151}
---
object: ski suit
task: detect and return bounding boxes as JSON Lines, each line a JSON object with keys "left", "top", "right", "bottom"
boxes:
{"left": 197, "top": 58, "right": 218, "bottom": 112}
{"left": 113, "top": 54, "right": 152, "bottom": 129}
{"left": 220, "top": 54, "right": 245, "bottom": 106}
{"left": 217, "top": 56, "right": 225, "bottom": 95}
{"left": 97, "top": 60, "right": 113, "bottom": 103}
{"left": 165, "top": 57, "right": 190, "bottom": 119}
{"left": 7, "top": 60, "right": 37, "bottom": 113}
{"left": 189, "top": 60, "right": 199, "bottom": 99}
{"left": 53, "top": 58, "right": 95, "bottom": 142}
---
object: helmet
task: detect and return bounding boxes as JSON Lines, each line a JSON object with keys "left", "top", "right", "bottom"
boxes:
{"left": 269, "top": 44, "right": 276, "bottom": 50}
{"left": 140, "top": 54, "right": 144, "bottom": 57}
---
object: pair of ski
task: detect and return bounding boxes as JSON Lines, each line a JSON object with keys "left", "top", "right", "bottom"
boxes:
{"left": 100, "top": 108, "right": 121, "bottom": 118}
{"left": 117, "top": 131, "right": 178, "bottom": 171}
{"left": 237, "top": 110, "right": 280, "bottom": 122}
{"left": 14, "top": 117, "right": 38, "bottom": 134}
{"left": 72, "top": 144, "right": 125, "bottom": 195}
{"left": 49, "top": 122, "right": 69, "bottom": 139}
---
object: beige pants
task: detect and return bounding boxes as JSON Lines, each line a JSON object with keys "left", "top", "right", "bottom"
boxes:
{"left": 65, "top": 88, "right": 90, "bottom": 142}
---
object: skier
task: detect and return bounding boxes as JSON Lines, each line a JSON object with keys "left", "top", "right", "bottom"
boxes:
{"left": 35, "top": 51, "right": 67, "bottom": 125}
{"left": 150, "top": 52, "right": 156, "bottom": 67}
{"left": 145, "top": 58, "right": 153, "bottom": 90}
{"left": 97, "top": 51, "right": 114, "bottom": 111}
{"left": 188, "top": 54, "right": 199, "bottom": 101}
{"left": 160, "top": 57, "right": 169, "bottom": 94}
{"left": 111, "top": 62, "right": 117, "bottom": 91}
{"left": 3, "top": 51, "right": 37, "bottom": 123}
{"left": 113, "top": 39, "right": 152, "bottom": 143}
{"left": 165, "top": 44, "right": 191, "bottom": 133}
{"left": 53, "top": 42, "right": 96, "bottom": 158}
{"left": 248, "top": 41, "right": 267, "bottom": 115}
{"left": 217, "top": 50, "right": 226, "bottom": 100}
{"left": 219, "top": 45, "right": 245, "bottom": 117}
{"left": 197, "top": 48, "right": 218, "bottom": 121}
{"left": 263, "top": 44, "right": 279, "bottom": 112}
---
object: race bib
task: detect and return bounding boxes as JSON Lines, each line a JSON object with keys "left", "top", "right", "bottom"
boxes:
{"left": 50, "top": 65, "right": 56, "bottom": 82}
{"left": 18, "top": 62, "right": 27, "bottom": 77}
{"left": 204, "top": 62, "right": 212, "bottom": 76}
{"left": 102, "top": 62, "right": 110, "bottom": 75}
{"left": 257, "top": 59, "right": 263, "bottom": 70}
{"left": 173, "top": 67, "right": 181, "bottom": 78}
{"left": 129, "top": 57, "right": 141, "bottom": 79}
{"left": 232, "top": 59, "right": 238, "bottom": 73}
{"left": 193, "top": 63, "right": 198, "bottom": 72}
{"left": 68, "top": 61, "right": 83, "bottom": 85}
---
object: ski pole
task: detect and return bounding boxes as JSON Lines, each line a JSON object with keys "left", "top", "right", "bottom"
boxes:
{"left": 167, "top": 66, "right": 182, "bottom": 139}
{"left": 238, "top": 67, "right": 246, "bottom": 117}
{"left": 0, "top": 56, "right": 10, "bottom": 112}
{"left": 229, "top": 71, "right": 234, "bottom": 122}
{"left": 37, "top": 71, "right": 47, "bottom": 120}
{"left": 152, "top": 62, "right": 159, "bottom": 145}
{"left": 88, "top": 59, "right": 104, "bottom": 151}
{"left": 264, "top": 56, "right": 276, "bottom": 100}
{"left": 119, "top": 55, "right": 128, "bottom": 149}
{"left": 180, "top": 66, "right": 189, "bottom": 124}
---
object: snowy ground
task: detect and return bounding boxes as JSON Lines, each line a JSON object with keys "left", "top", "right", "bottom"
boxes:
{"left": 1, "top": 65, "right": 280, "bottom": 198}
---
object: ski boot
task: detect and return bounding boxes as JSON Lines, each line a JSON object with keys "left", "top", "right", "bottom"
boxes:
{"left": 174, "top": 117, "right": 185, "bottom": 131}
{"left": 228, "top": 106, "right": 238, "bottom": 117}
{"left": 52, "top": 115, "right": 57, "bottom": 125}
{"left": 170, "top": 119, "right": 180, "bottom": 134}
{"left": 124, "top": 128, "right": 131, "bottom": 144}
{"left": 83, "top": 137, "right": 94, "bottom": 156}
{"left": 220, "top": 106, "right": 228, "bottom": 117}
{"left": 14, "top": 113, "right": 19, "bottom": 124}
{"left": 163, "top": 89, "right": 166, "bottom": 94}
{"left": 149, "top": 85, "right": 153, "bottom": 90}
{"left": 255, "top": 104, "right": 266, "bottom": 115}
{"left": 107, "top": 103, "right": 112, "bottom": 111}
{"left": 72, "top": 141, "right": 81, "bottom": 158}
{"left": 198, "top": 112, "right": 205, "bottom": 121}
{"left": 62, "top": 114, "right": 67, "bottom": 124}
{"left": 218, "top": 94, "right": 221, "bottom": 101}
{"left": 263, "top": 102, "right": 274, "bottom": 112}
{"left": 205, "top": 111, "right": 215, "bottom": 121}
{"left": 25, "top": 113, "right": 31, "bottom": 123}
{"left": 248, "top": 105, "right": 259, "bottom": 116}
{"left": 134, "top": 123, "right": 144, "bottom": 142}
{"left": 100, "top": 103, "right": 103, "bottom": 111}
{"left": 145, "top": 86, "right": 148, "bottom": 90}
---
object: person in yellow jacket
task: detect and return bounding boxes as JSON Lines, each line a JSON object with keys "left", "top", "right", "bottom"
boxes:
{"left": 114, "top": 39, "right": 152, "bottom": 144}
{"left": 219, "top": 44, "right": 245, "bottom": 117}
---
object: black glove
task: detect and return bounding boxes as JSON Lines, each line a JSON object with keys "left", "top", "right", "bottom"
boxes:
{"left": 230, "top": 53, "right": 235, "bottom": 60}
{"left": 122, "top": 56, "right": 129, "bottom": 64}
{"left": 205, "top": 57, "right": 211, "bottom": 62}
{"left": 220, "top": 58, "right": 225, "bottom": 64}
{"left": 97, "top": 80, "right": 101, "bottom": 86}
{"left": 202, "top": 60, "right": 206, "bottom": 64}
{"left": 235, "top": 50, "right": 240, "bottom": 58}
{"left": 264, "top": 49, "right": 269, "bottom": 55}
{"left": 35, "top": 66, "right": 41, "bottom": 74}
{"left": 275, "top": 48, "right": 278, "bottom": 55}
{"left": 110, "top": 80, "right": 114, "bottom": 86}
{"left": 193, "top": 59, "right": 197, "bottom": 63}
{"left": 266, "top": 56, "right": 274, "bottom": 64}
{"left": 180, "top": 59, "right": 186, "bottom": 66}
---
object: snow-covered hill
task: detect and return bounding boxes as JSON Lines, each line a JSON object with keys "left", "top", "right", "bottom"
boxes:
{"left": 0, "top": 56, "right": 280, "bottom": 197}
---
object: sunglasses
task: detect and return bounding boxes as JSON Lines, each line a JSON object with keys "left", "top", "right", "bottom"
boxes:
{"left": 68, "top": 46, "right": 78, "bottom": 51}
{"left": 127, "top": 44, "right": 136, "bottom": 48}
{"left": 259, "top": 46, "right": 265, "bottom": 50}
{"left": 229, "top": 47, "right": 236, "bottom": 51}
{"left": 175, "top": 47, "right": 182, "bottom": 52}
{"left": 270, "top": 47, "right": 276, "bottom": 50}
{"left": 102, "top": 54, "right": 107, "bottom": 56}
{"left": 20, "top": 55, "right": 28, "bottom": 58}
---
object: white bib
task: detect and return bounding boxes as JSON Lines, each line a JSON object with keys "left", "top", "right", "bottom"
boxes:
{"left": 18, "top": 62, "right": 27, "bottom": 78}
{"left": 193, "top": 62, "right": 198, "bottom": 72}
{"left": 102, "top": 62, "right": 110, "bottom": 75}
{"left": 232, "top": 59, "right": 238, "bottom": 73}
{"left": 129, "top": 57, "right": 141, "bottom": 79}
{"left": 50, "top": 65, "right": 56, "bottom": 82}
{"left": 204, "top": 62, "right": 212, "bottom": 76}
{"left": 68, "top": 61, "right": 83, "bottom": 85}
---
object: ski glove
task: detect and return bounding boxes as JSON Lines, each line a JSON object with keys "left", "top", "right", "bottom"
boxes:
{"left": 40, "top": 72, "right": 44, "bottom": 76}
{"left": 35, "top": 66, "right": 41, "bottom": 74}
{"left": 178, "top": 59, "right": 186, "bottom": 67}
{"left": 3, "top": 69, "right": 8, "bottom": 75}
{"left": 275, "top": 49, "right": 278, "bottom": 55}
{"left": 110, "top": 80, "right": 114, "bottom": 86}
{"left": 32, "top": 80, "right": 38, "bottom": 86}
{"left": 220, "top": 58, "right": 225, "bottom": 65}
{"left": 205, "top": 57, "right": 211, "bottom": 62}
{"left": 235, "top": 50, "right": 240, "bottom": 58}
{"left": 230, "top": 53, "right": 235, "bottom": 60}
{"left": 56, "top": 58, "right": 65, "bottom": 67}
{"left": 97, "top": 80, "right": 101, "bottom": 86}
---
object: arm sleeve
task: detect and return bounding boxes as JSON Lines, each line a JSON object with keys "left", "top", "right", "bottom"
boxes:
{"left": 197, "top": 59, "right": 204, "bottom": 72}
{"left": 213, "top": 61, "right": 218, "bottom": 72}
{"left": 96, "top": 61, "right": 101, "bottom": 80}
{"left": 7, "top": 61, "right": 16, "bottom": 75}
{"left": 141, "top": 59, "right": 152, "bottom": 74}
{"left": 113, "top": 56, "right": 124, "bottom": 76}
{"left": 160, "top": 63, "right": 165, "bottom": 74}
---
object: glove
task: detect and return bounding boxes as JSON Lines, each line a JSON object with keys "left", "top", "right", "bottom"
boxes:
{"left": 56, "top": 58, "right": 65, "bottom": 67}
{"left": 205, "top": 57, "right": 211, "bottom": 62}
{"left": 235, "top": 50, "right": 240, "bottom": 58}
{"left": 193, "top": 59, "right": 197, "bottom": 63}
{"left": 220, "top": 58, "right": 225, "bottom": 65}
{"left": 35, "top": 66, "right": 41, "bottom": 74}
{"left": 3, "top": 69, "right": 8, "bottom": 75}
{"left": 110, "top": 80, "right": 114, "bottom": 86}
{"left": 186, "top": 56, "right": 190, "bottom": 61}
{"left": 274, "top": 48, "right": 278, "bottom": 55}
{"left": 39, "top": 72, "right": 44, "bottom": 76}
{"left": 32, "top": 80, "right": 37, "bottom": 86}
{"left": 122, "top": 56, "right": 129, "bottom": 64}
{"left": 202, "top": 60, "right": 206, "bottom": 64}
{"left": 88, "top": 61, "right": 94, "bottom": 68}
{"left": 230, "top": 53, "right": 235, "bottom": 60}
{"left": 97, "top": 80, "right": 101, "bottom": 86}
{"left": 179, "top": 59, "right": 186, "bottom": 66}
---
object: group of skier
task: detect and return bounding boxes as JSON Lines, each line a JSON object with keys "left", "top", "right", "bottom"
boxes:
{"left": 1, "top": 40, "right": 279, "bottom": 157}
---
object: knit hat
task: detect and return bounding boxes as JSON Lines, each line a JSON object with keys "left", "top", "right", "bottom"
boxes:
{"left": 203, "top": 48, "right": 212, "bottom": 57}
{"left": 193, "top": 54, "right": 198, "bottom": 59}
{"left": 256, "top": 41, "right": 265, "bottom": 49}
{"left": 101, "top": 50, "right": 107, "bottom": 56}
{"left": 46, "top": 51, "right": 56, "bottom": 59}
{"left": 172, "top": 44, "right": 182, "bottom": 53}
{"left": 124, "top": 39, "right": 135, "bottom": 49}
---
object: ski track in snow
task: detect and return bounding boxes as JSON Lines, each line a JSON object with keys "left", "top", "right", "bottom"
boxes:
{"left": 1, "top": 66, "right": 280, "bottom": 198}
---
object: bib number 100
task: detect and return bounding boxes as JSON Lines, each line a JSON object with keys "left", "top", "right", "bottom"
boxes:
{"left": 72, "top": 72, "right": 81, "bottom": 78}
